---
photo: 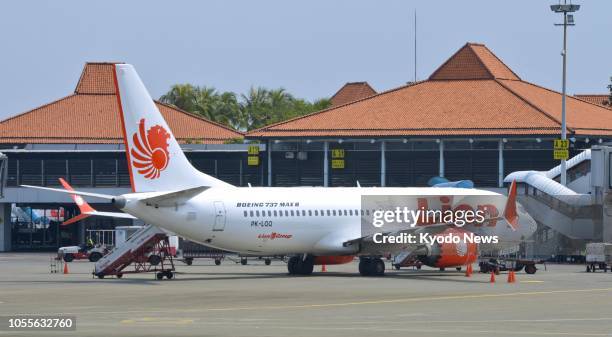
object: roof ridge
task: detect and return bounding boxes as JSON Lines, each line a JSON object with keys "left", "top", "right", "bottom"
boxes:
{"left": 154, "top": 100, "right": 244, "bottom": 136}
{"left": 248, "top": 81, "right": 425, "bottom": 135}
{"left": 468, "top": 45, "right": 496, "bottom": 79}
{"left": 494, "top": 79, "right": 573, "bottom": 134}
{"left": 473, "top": 45, "right": 521, "bottom": 80}
{"left": 515, "top": 80, "right": 612, "bottom": 112}
{"left": 0, "top": 94, "right": 76, "bottom": 125}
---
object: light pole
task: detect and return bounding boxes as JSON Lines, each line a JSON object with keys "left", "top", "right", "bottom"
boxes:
{"left": 551, "top": 1, "right": 580, "bottom": 186}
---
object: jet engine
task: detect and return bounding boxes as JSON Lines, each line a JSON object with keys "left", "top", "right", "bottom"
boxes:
{"left": 417, "top": 228, "right": 478, "bottom": 269}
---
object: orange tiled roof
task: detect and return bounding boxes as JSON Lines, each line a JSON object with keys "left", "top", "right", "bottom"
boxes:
{"left": 248, "top": 43, "right": 612, "bottom": 139}
{"left": 0, "top": 62, "right": 242, "bottom": 144}
{"left": 574, "top": 94, "right": 611, "bottom": 108}
{"left": 330, "top": 82, "right": 376, "bottom": 107}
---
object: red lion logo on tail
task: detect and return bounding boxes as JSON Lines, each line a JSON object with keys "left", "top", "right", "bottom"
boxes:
{"left": 130, "top": 119, "right": 170, "bottom": 179}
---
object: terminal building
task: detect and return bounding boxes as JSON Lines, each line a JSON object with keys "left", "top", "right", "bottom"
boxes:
{"left": 1, "top": 43, "right": 611, "bottom": 254}
{"left": 247, "top": 43, "right": 612, "bottom": 189}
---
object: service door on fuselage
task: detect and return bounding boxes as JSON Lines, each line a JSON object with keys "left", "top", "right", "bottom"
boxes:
{"left": 213, "top": 201, "right": 226, "bottom": 231}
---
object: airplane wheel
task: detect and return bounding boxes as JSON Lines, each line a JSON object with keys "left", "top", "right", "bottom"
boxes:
{"left": 165, "top": 271, "right": 174, "bottom": 279}
{"left": 214, "top": 259, "right": 221, "bottom": 266}
{"left": 116, "top": 273, "right": 123, "bottom": 279}
{"left": 288, "top": 256, "right": 299, "bottom": 275}
{"left": 156, "top": 272, "right": 164, "bottom": 280}
{"left": 359, "top": 259, "right": 370, "bottom": 276}
{"left": 148, "top": 255, "right": 162, "bottom": 266}
{"left": 456, "top": 267, "right": 462, "bottom": 271}
{"left": 296, "top": 257, "right": 314, "bottom": 275}
{"left": 394, "top": 264, "right": 401, "bottom": 270}
{"left": 371, "top": 258, "right": 385, "bottom": 276}
{"left": 96, "top": 274, "right": 105, "bottom": 279}
{"left": 265, "top": 258, "right": 272, "bottom": 266}
{"left": 240, "top": 258, "right": 248, "bottom": 265}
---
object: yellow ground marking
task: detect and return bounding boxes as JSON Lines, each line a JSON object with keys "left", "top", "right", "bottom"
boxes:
{"left": 205, "top": 287, "right": 612, "bottom": 311}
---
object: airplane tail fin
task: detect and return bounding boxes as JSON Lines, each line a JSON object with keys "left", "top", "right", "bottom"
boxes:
{"left": 503, "top": 180, "right": 519, "bottom": 231}
{"left": 59, "top": 178, "right": 94, "bottom": 226}
{"left": 112, "top": 64, "right": 232, "bottom": 192}
{"left": 58, "top": 178, "right": 136, "bottom": 225}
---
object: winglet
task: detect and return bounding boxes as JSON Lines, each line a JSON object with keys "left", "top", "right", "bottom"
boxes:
{"left": 59, "top": 178, "right": 94, "bottom": 226}
{"left": 504, "top": 180, "right": 519, "bottom": 231}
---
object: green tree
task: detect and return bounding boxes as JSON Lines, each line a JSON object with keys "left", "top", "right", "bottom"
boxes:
{"left": 160, "top": 84, "right": 331, "bottom": 131}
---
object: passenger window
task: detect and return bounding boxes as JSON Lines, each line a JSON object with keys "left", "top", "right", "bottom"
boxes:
{"left": 268, "top": 210, "right": 272, "bottom": 217}
{"left": 278, "top": 210, "right": 282, "bottom": 217}
{"left": 361, "top": 210, "right": 364, "bottom": 216}
{"left": 273, "top": 210, "right": 278, "bottom": 217}
{"left": 285, "top": 210, "right": 289, "bottom": 217}
{"left": 366, "top": 210, "right": 370, "bottom": 216}
{"left": 302, "top": 210, "right": 306, "bottom": 216}
{"left": 314, "top": 210, "right": 318, "bottom": 216}
{"left": 344, "top": 210, "right": 348, "bottom": 216}
{"left": 244, "top": 210, "right": 248, "bottom": 217}
{"left": 308, "top": 210, "right": 312, "bottom": 216}
{"left": 249, "top": 210, "right": 254, "bottom": 217}
{"left": 326, "top": 210, "right": 331, "bottom": 216}
{"left": 256, "top": 210, "right": 260, "bottom": 217}
{"left": 290, "top": 210, "right": 295, "bottom": 216}
{"left": 355, "top": 209, "right": 359, "bottom": 216}
{"left": 332, "top": 210, "right": 337, "bottom": 216}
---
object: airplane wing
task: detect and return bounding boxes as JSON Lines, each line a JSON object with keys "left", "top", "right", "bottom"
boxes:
{"left": 139, "top": 186, "right": 208, "bottom": 207}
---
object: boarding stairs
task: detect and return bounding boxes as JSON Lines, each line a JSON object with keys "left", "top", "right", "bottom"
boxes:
{"left": 93, "top": 225, "right": 173, "bottom": 278}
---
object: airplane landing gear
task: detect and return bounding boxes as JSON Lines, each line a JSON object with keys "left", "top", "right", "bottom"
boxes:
{"left": 359, "top": 257, "right": 385, "bottom": 276}
{"left": 287, "top": 256, "right": 314, "bottom": 275}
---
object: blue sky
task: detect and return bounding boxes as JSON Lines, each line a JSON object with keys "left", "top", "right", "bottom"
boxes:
{"left": 0, "top": 0, "right": 610, "bottom": 120}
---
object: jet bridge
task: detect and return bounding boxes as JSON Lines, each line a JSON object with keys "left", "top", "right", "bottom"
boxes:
{"left": 505, "top": 146, "right": 612, "bottom": 257}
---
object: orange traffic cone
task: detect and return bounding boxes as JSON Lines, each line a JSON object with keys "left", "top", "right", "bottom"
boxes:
{"left": 507, "top": 270, "right": 515, "bottom": 283}
{"left": 63, "top": 262, "right": 69, "bottom": 274}
{"left": 490, "top": 271, "right": 496, "bottom": 283}
{"left": 465, "top": 264, "right": 473, "bottom": 277}
{"left": 321, "top": 264, "right": 327, "bottom": 272}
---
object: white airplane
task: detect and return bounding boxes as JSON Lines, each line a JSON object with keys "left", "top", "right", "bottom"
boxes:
{"left": 24, "top": 64, "right": 537, "bottom": 276}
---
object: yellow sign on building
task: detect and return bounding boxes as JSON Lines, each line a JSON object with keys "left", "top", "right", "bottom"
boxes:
{"left": 247, "top": 156, "right": 260, "bottom": 166}
{"left": 554, "top": 139, "right": 569, "bottom": 149}
{"left": 553, "top": 149, "right": 569, "bottom": 160}
{"left": 331, "top": 159, "right": 345, "bottom": 169}
{"left": 248, "top": 145, "right": 260, "bottom": 155}
{"left": 331, "top": 149, "right": 345, "bottom": 159}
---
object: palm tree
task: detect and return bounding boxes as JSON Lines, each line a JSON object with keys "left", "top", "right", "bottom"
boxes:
{"left": 159, "top": 84, "right": 198, "bottom": 112}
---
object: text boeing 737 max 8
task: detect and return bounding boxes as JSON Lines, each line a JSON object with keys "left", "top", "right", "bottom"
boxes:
{"left": 24, "top": 64, "right": 537, "bottom": 276}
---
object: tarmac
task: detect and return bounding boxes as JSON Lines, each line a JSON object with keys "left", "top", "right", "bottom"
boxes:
{"left": 0, "top": 253, "right": 611, "bottom": 337}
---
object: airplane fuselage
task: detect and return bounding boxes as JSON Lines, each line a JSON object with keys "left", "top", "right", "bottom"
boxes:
{"left": 119, "top": 186, "right": 535, "bottom": 256}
